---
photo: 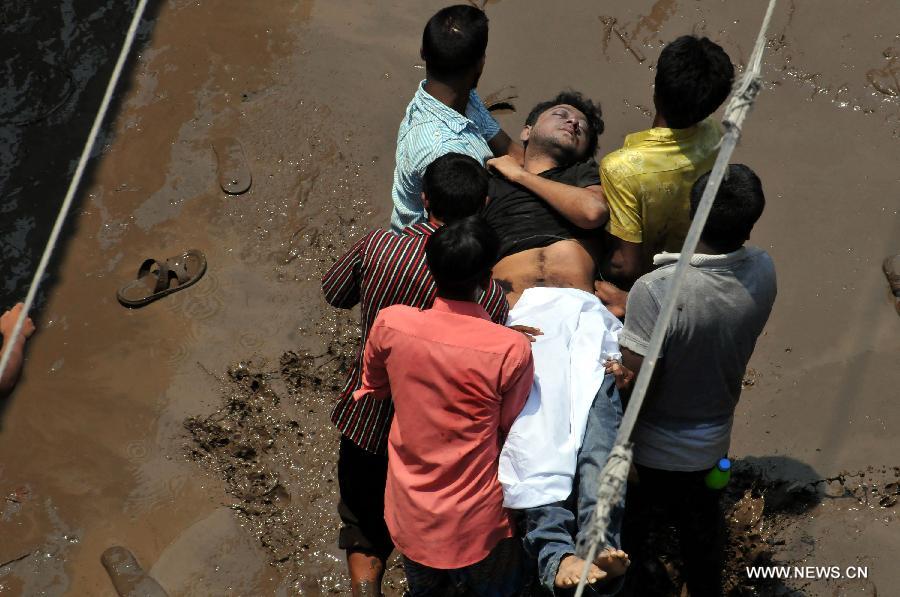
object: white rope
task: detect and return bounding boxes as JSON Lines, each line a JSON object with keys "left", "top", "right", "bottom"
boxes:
{"left": 0, "top": 0, "right": 151, "bottom": 382}
{"left": 575, "top": 443, "right": 632, "bottom": 591}
{"left": 575, "top": 1, "right": 778, "bottom": 594}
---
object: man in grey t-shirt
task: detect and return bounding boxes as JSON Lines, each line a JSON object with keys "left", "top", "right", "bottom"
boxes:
{"left": 619, "top": 164, "right": 776, "bottom": 597}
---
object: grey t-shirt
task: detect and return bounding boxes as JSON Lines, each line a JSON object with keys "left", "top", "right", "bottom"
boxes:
{"left": 619, "top": 247, "right": 777, "bottom": 471}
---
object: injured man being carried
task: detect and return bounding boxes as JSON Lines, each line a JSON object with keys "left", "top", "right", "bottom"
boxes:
{"left": 479, "top": 90, "right": 631, "bottom": 591}
{"left": 500, "top": 287, "right": 629, "bottom": 593}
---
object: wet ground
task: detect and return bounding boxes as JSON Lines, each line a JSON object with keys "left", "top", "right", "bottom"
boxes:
{"left": 0, "top": 0, "right": 898, "bottom": 595}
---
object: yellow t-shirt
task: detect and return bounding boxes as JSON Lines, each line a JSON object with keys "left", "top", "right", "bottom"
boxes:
{"left": 600, "top": 117, "right": 722, "bottom": 269}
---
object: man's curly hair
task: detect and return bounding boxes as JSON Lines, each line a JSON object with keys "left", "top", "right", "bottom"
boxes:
{"left": 525, "top": 91, "right": 604, "bottom": 159}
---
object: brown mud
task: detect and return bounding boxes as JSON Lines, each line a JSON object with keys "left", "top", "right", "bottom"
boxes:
{"left": 1, "top": 0, "right": 898, "bottom": 595}
{"left": 642, "top": 464, "right": 899, "bottom": 596}
{"left": 184, "top": 358, "right": 899, "bottom": 596}
{"left": 184, "top": 351, "right": 409, "bottom": 594}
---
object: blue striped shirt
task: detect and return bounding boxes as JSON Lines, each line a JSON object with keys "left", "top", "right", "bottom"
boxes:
{"left": 390, "top": 80, "right": 500, "bottom": 232}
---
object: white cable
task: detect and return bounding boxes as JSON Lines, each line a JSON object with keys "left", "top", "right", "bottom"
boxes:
{"left": 0, "top": 0, "right": 151, "bottom": 382}
{"left": 575, "top": 1, "right": 778, "bottom": 594}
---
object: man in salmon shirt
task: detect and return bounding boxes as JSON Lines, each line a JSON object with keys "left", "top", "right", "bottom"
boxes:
{"left": 354, "top": 215, "right": 535, "bottom": 596}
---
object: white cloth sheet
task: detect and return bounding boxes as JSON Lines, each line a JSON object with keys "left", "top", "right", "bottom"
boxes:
{"left": 498, "top": 287, "right": 622, "bottom": 509}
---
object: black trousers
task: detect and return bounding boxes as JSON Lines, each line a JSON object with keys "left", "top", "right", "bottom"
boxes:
{"left": 622, "top": 464, "right": 725, "bottom": 597}
{"left": 336, "top": 435, "right": 394, "bottom": 560}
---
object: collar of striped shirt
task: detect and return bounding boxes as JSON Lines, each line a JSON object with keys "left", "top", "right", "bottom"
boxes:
{"left": 413, "top": 80, "right": 478, "bottom": 135}
{"left": 401, "top": 221, "right": 437, "bottom": 237}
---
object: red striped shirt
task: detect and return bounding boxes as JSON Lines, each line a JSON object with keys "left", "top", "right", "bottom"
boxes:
{"left": 322, "top": 222, "right": 509, "bottom": 454}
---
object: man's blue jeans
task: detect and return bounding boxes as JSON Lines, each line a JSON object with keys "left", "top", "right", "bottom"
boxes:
{"left": 521, "top": 376, "right": 625, "bottom": 594}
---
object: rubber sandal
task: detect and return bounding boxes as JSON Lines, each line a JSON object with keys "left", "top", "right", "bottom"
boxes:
{"left": 117, "top": 250, "right": 207, "bottom": 308}
{"left": 212, "top": 137, "right": 252, "bottom": 195}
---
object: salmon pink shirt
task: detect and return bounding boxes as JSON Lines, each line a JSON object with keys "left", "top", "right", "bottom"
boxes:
{"left": 353, "top": 297, "right": 534, "bottom": 569}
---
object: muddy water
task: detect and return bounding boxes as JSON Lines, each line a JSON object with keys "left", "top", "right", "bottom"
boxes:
{"left": 1, "top": 0, "right": 898, "bottom": 595}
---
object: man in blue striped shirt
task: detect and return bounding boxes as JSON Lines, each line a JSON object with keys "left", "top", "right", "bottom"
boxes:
{"left": 390, "top": 4, "right": 523, "bottom": 232}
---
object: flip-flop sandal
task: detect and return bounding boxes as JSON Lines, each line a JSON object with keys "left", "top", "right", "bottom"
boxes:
{"left": 212, "top": 137, "right": 252, "bottom": 195}
{"left": 117, "top": 249, "right": 207, "bottom": 308}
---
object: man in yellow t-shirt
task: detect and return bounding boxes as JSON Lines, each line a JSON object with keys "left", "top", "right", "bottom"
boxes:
{"left": 596, "top": 35, "right": 734, "bottom": 316}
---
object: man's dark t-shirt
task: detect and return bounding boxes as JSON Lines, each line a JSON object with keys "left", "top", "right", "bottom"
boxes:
{"left": 482, "top": 159, "right": 601, "bottom": 260}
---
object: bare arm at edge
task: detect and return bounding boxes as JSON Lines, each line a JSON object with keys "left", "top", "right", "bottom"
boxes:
{"left": 602, "top": 235, "right": 643, "bottom": 287}
{"left": 0, "top": 304, "right": 35, "bottom": 397}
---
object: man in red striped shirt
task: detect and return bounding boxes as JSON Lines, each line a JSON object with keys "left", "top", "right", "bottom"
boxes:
{"left": 321, "top": 152, "right": 508, "bottom": 596}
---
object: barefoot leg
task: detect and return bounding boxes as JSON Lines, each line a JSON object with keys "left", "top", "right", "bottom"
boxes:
{"left": 555, "top": 554, "right": 606, "bottom": 588}
{"left": 594, "top": 547, "right": 631, "bottom": 580}
{"left": 348, "top": 551, "right": 385, "bottom": 597}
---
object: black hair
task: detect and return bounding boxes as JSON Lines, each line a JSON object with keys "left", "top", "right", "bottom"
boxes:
{"left": 426, "top": 215, "right": 499, "bottom": 299}
{"left": 423, "top": 152, "right": 489, "bottom": 222}
{"left": 421, "top": 5, "right": 489, "bottom": 78}
{"left": 655, "top": 35, "right": 734, "bottom": 128}
{"left": 525, "top": 91, "right": 604, "bottom": 158}
{"left": 690, "top": 164, "right": 765, "bottom": 252}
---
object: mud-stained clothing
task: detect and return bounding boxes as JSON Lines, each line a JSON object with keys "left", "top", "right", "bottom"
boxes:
{"left": 600, "top": 117, "right": 721, "bottom": 271}
{"left": 390, "top": 80, "right": 500, "bottom": 231}
{"left": 481, "top": 159, "right": 601, "bottom": 260}
{"left": 322, "top": 222, "right": 508, "bottom": 455}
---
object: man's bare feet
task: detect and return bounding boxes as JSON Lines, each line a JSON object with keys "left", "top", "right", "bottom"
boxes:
{"left": 348, "top": 551, "right": 385, "bottom": 597}
{"left": 594, "top": 280, "right": 627, "bottom": 319}
{"left": 555, "top": 554, "right": 605, "bottom": 588}
{"left": 594, "top": 548, "right": 630, "bottom": 579}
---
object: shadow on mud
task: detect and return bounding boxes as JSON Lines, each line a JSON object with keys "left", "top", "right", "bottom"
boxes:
{"left": 626, "top": 454, "right": 897, "bottom": 596}
{"left": 624, "top": 456, "right": 821, "bottom": 597}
